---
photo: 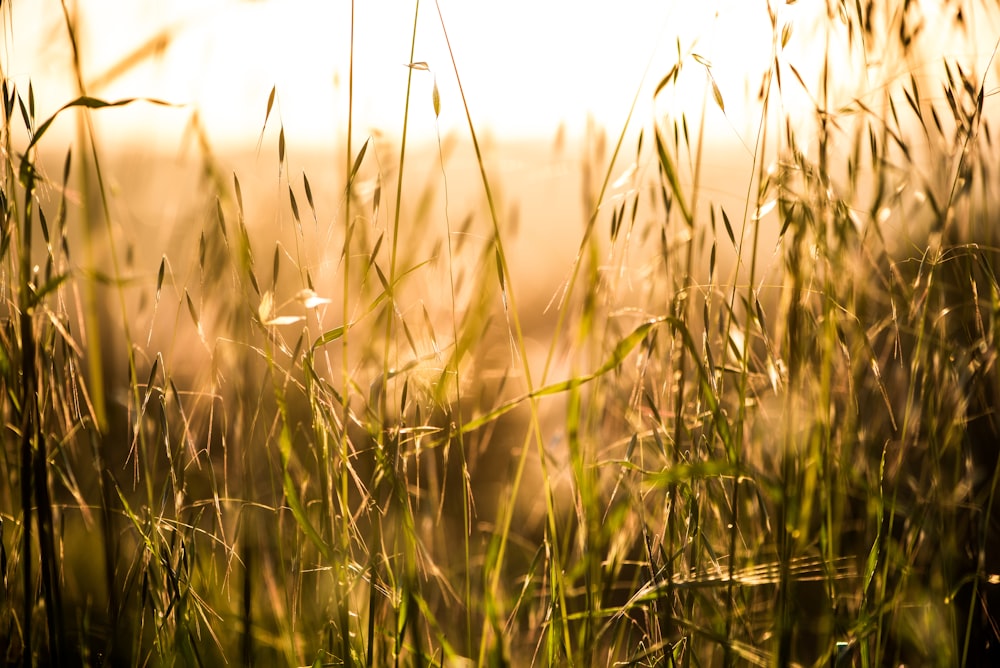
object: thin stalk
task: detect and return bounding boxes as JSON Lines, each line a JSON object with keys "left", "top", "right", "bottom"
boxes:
{"left": 0, "top": 55, "right": 34, "bottom": 664}
{"left": 378, "top": 4, "right": 421, "bottom": 664}
{"left": 723, "top": 26, "right": 774, "bottom": 667}
{"left": 430, "top": 68, "right": 474, "bottom": 657}
{"left": 58, "top": 0, "right": 106, "bottom": 434}
{"left": 340, "top": 3, "right": 357, "bottom": 666}
{"left": 59, "top": 4, "right": 147, "bottom": 659}
{"left": 678, "top": 81, "right": 708, "bottom": 668}
{"left": 18, "top": 152, "right": 37, "bottom": 668}
{"left": 432, "top": 3, "right": 571, "bottom": 661}
{"left": 59, "top": 2, "right": 153, "bottom": 507}
{"left": 18, "top": 132, "right": 69, "bottom": 666}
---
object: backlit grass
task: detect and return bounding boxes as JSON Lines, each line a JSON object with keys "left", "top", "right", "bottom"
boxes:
{"left": 2, "top": 2, "right": 999, "bottom": 666}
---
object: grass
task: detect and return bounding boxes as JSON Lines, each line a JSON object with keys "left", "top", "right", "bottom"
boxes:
{"left": 2, "top": 1, "right": 1000, "bottom": 666}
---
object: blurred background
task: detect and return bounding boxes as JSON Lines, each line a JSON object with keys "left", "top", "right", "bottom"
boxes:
{"left": 5, "top": 0, "right": 792, "bottom": 335}
{"left": 7, "top": 0, "right": 783, "bottom": 144}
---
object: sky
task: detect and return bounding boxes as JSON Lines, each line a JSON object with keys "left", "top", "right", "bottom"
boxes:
{"left": 4, "top": 0, "right": 794, "bottom": 150}
{"left": 7, "top": 1, "right": 1000, "bottom": 151}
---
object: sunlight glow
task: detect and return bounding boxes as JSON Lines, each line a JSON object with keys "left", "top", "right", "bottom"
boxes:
{"left": 9, "top": 0, "right": 784, "bottom": 148}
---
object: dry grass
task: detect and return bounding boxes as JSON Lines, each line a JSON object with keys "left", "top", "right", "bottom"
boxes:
{"left": 2, "top": 1, "right": 1000, "bottom": 666}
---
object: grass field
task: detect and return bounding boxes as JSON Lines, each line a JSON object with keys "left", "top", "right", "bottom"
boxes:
{"left": 3, "top": 1, "right": 1000, "bottom": 666}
